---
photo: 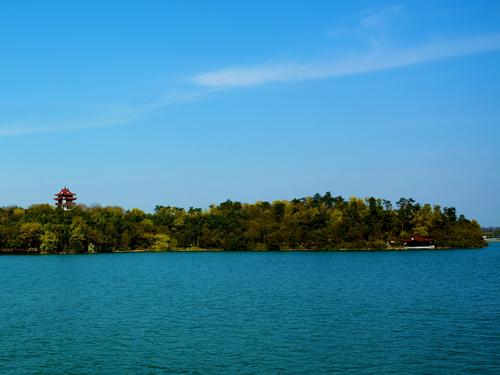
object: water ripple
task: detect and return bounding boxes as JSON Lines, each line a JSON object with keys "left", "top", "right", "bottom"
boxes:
{"left": 0, "top": 246, "right": 499, "bottom": 374}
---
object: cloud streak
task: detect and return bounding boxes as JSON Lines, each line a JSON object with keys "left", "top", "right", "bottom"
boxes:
{"left": 3, "top": 4, "right": 500, "bottom": 138}
{"left": 360, "top": 5, "right": 405, "bottom": 29}
{"left": 0, "top": 90, "right": 213, "bottom": 137}
{"left": 191, "top": 33, "right": 500, "bottom": 89}
{"left": 0, "top": 107, "right": 145, "bottom": 137}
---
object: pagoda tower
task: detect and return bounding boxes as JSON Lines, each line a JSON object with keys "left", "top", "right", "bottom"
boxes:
{"left": 54, "top": 187, "right": 77, "bottom": 210}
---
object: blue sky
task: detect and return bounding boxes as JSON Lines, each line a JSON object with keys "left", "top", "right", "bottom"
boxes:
{"left": 1, "top": 0, "right": 499, "bottom": 225}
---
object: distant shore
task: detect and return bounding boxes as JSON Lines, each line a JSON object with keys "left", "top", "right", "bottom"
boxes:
{"left": 0, "top": 193, "right": 486, "bottom": 254}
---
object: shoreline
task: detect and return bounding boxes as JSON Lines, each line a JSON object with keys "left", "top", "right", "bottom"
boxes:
{"left": 0, "top": 246, "right": 487, "bottom": 255}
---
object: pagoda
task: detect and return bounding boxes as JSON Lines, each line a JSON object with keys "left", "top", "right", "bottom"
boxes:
{"left": 54, "top": 187, "right": 77, "bottom": 210}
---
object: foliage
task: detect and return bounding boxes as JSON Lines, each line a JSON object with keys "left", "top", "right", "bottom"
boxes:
{"left": 0, "top": 194, "right": 485, "bottom": 254}
{"left": 40, "top": 230, "right": 58, "bottom": 254}
{"left": 150, "top": 233, "right": 175, "bottom": 251}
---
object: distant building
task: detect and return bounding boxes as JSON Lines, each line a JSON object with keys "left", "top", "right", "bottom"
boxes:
{"left": 403, "top": 235, "right": 435, "bottom": 249}
{"left": 54, "top": 187, "right": 77, "bottom": 210}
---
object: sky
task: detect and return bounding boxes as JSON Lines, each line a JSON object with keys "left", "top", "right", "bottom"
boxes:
{"left": 0, "top": 0, "right": 499, "bottom": 225}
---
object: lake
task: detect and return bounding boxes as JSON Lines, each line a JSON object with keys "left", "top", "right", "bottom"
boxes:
{"left": 1, "top": 244, "right": 499, "bottom": 374}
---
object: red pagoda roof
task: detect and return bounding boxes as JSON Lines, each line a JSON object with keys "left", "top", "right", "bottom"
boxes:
{"left": 54, "top": 187, "right": 77, "bottom": 200}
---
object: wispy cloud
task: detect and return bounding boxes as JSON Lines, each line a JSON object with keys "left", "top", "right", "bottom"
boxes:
{"left": 360, "top": 5, "right": 405, "bottom": 29}
{"left": 3, "top": 5, "right": 500, "bottom": 137}
{"left": 143, "top": 88, "right": 222, "bottom": 110}
{"left": 0, "top": 112, "right": 141, "bottom": 137}
{"left": 0, "top": 89, "right": 213, "bottom": 137}
{"left": 191, "top": 33, "right": 500, "bottom": 89}
{"left": 327, "top": 5, "right": 404, "bottom": 39}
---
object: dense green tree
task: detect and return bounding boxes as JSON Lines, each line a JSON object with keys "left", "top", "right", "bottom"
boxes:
{"left": 150, "top": 233, "right": 174, "bottom": 251}
{"left": 40, "top": 231, "right": 58, "bottom": 254}
{"left": 0, "top": 193, "right": 485, "bottom": 253}
{"left": 19, "top": 222, "right": 43, "bottom": 249}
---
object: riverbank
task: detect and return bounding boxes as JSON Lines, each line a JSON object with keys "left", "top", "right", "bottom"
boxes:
{"left": 0, "top": 245, "right": 486, "bottom": 255}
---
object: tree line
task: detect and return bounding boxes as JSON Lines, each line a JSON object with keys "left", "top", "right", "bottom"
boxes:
{"left": 482, "top": 227, "right": 500, "bottom": 239}
{"left": 0, "top": 193, "right": 484, "bottom": 254}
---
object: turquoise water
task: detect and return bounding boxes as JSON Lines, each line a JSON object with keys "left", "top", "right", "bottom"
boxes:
{"left": 1, "top": 245, "right": 500, "bottom": 374}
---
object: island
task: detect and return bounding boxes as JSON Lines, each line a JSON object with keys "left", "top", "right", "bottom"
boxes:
{"left": 0, "top": 191, "right": 485, "bottom": 254}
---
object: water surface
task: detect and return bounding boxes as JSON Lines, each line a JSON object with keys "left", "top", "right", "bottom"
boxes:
{"left": 1, "top": 244, "right": 500, "bottom": 374}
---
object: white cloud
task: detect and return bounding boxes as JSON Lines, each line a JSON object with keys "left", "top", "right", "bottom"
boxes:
{"left": 3, "top": 4, "right": 500, "bottom": 137}
{"left": 143, "top": 88, "right": 221, "bottom": 110}
{"left": 0, "top": 111, "right": 141, "bottom": 137}
{"left": 191, "top": 33, "right": 500, "bottom": 89}
{"left": 360, "top": 5, "right": 405, "bottom": 29}
{"left": 0, "top": 90, "right": 213, "bottom": 137}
